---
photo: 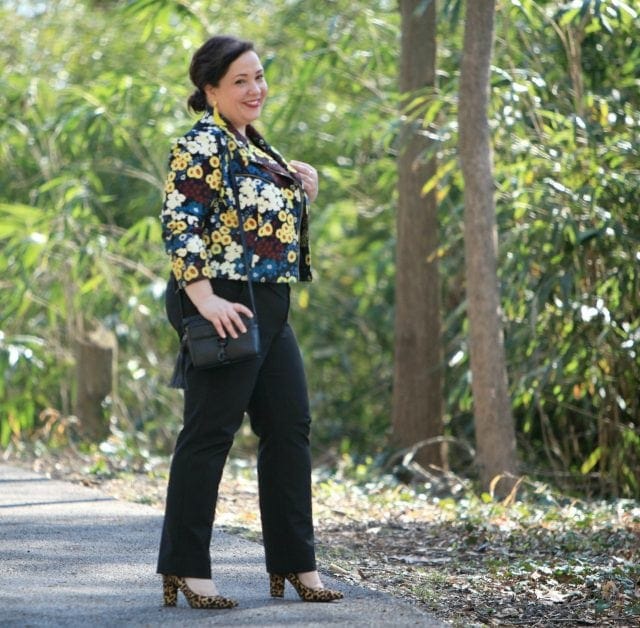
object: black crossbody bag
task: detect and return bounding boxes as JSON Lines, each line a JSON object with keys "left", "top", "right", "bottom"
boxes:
{"left": 169, "top": 174, "right": 260, "bottom": 387}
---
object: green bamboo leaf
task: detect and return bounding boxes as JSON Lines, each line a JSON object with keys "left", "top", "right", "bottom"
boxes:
{"left": 421, "top": 158, "right": 456, "bottom": 197}
{"left": 79, "top": 275, "right": 104, "bottom": 295}
{"left": 580, "top": 447, "right": 601, "bottom": 474}
{"left": 558, "top": 8, "right": 581, "bottom": 26}
{"left": 0, "top": 203, "right": 41, "bottom": 222}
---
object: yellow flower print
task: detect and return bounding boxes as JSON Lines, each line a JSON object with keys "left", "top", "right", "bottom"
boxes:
{"left": 172, "top": 258, "right": 185, "bottom": 273}
{"left": 276, "top": 224, "right": 294, "bottom": 241}
{"left": 202, "top": 234, "right": 211, "bottom": 246}
{"left": 220, "top": 226, "right": 230, "bottom": 235}
{"left": 187, "top": 164, "right": 204, "bottom": 179}
{"left": 287, "top": 251, "right": 297, "bottom": 263}
{"left": 212, "top": 231, "right": 222, "bottom": 243}
{"left": 173, "top": 267, "right": 183, "bottom": 280}
{"left": 236, "top": 146, "right": 250, "bottom": 167}
{"left": 209, "top": 156, "right": 220, "bottom": 168}
{"left": 202, "top": 266, "right": 213, "bottom": 278}
{"left": 167, "top": 171, "right": 176, "bottom": 182}
{"left": 171, "top": 152, "right": 192, "bottom": 171}
{"left": 220, "top": 211, "right": 239, "bottom": 228}
{"left": 244, "top": 217, "right": 257, "bottom": 230}
{"left": 278, "top": 210, "right": 288, "bottom": 222}
{"left": 221, "top": 234, "right": 232, "bottom": 246}
{"left": 258, "top": 223, "right": 273, "bottom": 237}
{"left": 228, "top": 140, "right": 237, "bottom": 152}
{"left": 199, "top": 250, "right": 208, "bottom": 260}
{"left": 168, "top": 220, "right": 187, "bottom": 234}
{"left": 283, "top": 189, "right": 294, "bottom": 201}
{"left": 211, "top": 243, "right": 222, "bottom": 254}
{"left": 206, "top": 171, "right": 222, "bottom": 190}
{"left": 184, "top": 265, "right": 199, "bottom": 281}
{"left": 175, "top": 248, "right": 187, "bottom": 258}
{"left": 164, "top": 181, "right": 175, "bottom": 194}
{"left": 286, "top": 215, "right": 294, "bottom": 226}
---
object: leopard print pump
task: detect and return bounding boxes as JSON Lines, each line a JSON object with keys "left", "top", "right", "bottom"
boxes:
{"left": 162, "top": 574, "right": 238, "bottom": 609}
{"left": 269, "top": 573, "right": 344, "bottom": 602}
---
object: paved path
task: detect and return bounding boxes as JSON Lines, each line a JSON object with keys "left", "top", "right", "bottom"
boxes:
{"left": 0, "top": 464, "right": 443, "bottom": 626}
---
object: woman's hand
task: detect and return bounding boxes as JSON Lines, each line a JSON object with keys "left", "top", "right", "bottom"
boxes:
{"left": 198, "top": 294, "right": 253, "bottom": 339}
{"left": 289, "top": 160, "right": 318, "bottom": 202}
{"left": 184, "top": 280, "right": 253, "bottom": 339}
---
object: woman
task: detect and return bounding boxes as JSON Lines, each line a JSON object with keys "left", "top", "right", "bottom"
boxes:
{"left": 157, "top": 35, "right": 343, "bottom": 609}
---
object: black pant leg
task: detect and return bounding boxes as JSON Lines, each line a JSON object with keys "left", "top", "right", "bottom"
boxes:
{"left": 248, "top": 322, "right": 317, "bottom": 574}
{"left": 157, "top": 279, "right": 262, "bottom": 578}
{"left": 156, "top": 360, "right": 259, "bottom": 578}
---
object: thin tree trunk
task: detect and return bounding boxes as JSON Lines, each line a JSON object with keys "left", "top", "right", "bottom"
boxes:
{"left": 458, "top": 0, "right": 518, "bottom": 494}
{"left": 74, "top": 326, "right": 116, "bottom": 442}
{"left": 392, "top": 0, "right": 444, "bottom": 468}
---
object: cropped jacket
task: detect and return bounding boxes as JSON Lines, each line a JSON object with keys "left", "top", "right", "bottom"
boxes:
{"left": 160, "top": 108, "right": 312, "bottom": 287}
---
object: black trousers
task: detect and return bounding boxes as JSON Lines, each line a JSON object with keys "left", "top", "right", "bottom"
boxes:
{"left": 157, "top": 277, "right": 317, "bottom": 578}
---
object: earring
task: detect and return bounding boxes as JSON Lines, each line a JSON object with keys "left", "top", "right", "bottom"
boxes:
{"left": 211, "top": 102, "right": 225, "bottom": 125}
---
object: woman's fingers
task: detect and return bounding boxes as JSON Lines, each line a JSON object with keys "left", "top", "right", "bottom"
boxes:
{"left": 233, "top": 302, "right": 254, "bottom": 320}
{"left": 200, "top": 295, "right": 253, "bottom": 339}
{"left": 212, "top": 318, "right": 229, "bottom": 339}
{"left": 290, "top": 159, "right": 319, "bottom": 202}
{"left": 223, "top": 305, "right": 253, "bottom": 338}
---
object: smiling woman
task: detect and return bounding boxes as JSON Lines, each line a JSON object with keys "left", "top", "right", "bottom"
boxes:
{"left": 202, "top": 49, "right": 268, "bottom": 134}
{"left": 155, "top": 35, "right": 342, "bottom": 610}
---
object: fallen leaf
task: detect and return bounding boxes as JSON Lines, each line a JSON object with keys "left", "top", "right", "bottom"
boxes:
{"left": 601, "top": 580, "right": 618, "bottom": 600}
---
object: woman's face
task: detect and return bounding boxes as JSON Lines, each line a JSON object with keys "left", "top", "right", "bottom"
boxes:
{"left": 206, "top": 50, "right": 268, "bottom": 134}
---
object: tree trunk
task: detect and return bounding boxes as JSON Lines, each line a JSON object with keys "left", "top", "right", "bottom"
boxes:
{"left": 74, "top": 326, "right": 116, "bottom": 442}
{"left": 392, "top": 0, "right": 444, "bottom": 468}
{"left": 458, "top": 0, "right": 518, "bottom": 495}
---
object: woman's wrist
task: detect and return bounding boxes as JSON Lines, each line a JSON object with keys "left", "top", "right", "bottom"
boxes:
{"left": 184, "top": 280, "right": 215, "bottom": 311}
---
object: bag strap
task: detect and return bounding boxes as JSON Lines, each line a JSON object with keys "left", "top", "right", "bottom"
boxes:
{"left": 175, "top": 170, "right": 257, "bottom": 322}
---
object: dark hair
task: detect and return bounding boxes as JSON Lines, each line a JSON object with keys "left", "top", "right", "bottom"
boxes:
{"left": 187, "top": 36, "right": 255, "bottom": 112}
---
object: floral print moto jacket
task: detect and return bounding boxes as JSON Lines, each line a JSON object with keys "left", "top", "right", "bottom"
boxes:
{"left": 161, "top": 108, "right": 312, "bottom": 287}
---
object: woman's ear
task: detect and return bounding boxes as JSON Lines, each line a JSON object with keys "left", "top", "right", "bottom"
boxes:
{"left": 204, "top": 84, "right": 217, "bottom": 107}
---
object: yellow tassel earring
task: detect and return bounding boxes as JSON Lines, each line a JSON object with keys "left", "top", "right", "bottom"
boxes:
{"left": 211, "top": 101, "right": 225, "bottom": 126}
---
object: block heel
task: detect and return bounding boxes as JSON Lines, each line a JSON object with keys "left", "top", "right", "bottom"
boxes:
{"left": 161, "top": 574, "right": 238, "bottom": 609}
{"left": 268, "top": 572, "right": 343, "bottom": 602}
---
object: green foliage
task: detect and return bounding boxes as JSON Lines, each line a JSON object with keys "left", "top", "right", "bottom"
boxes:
{"left": 406, "top": 0, "right": 640, "bottom": 497}
{"left": 492, "top": 0, "right": 640, "bottom": 497}
{"left": 0, "top": 0, "right": 638, "bottom": 497}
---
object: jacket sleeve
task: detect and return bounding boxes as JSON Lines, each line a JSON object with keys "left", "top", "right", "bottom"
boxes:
{"left": 160, "top": 132, "right": 226, "bottom": 287}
